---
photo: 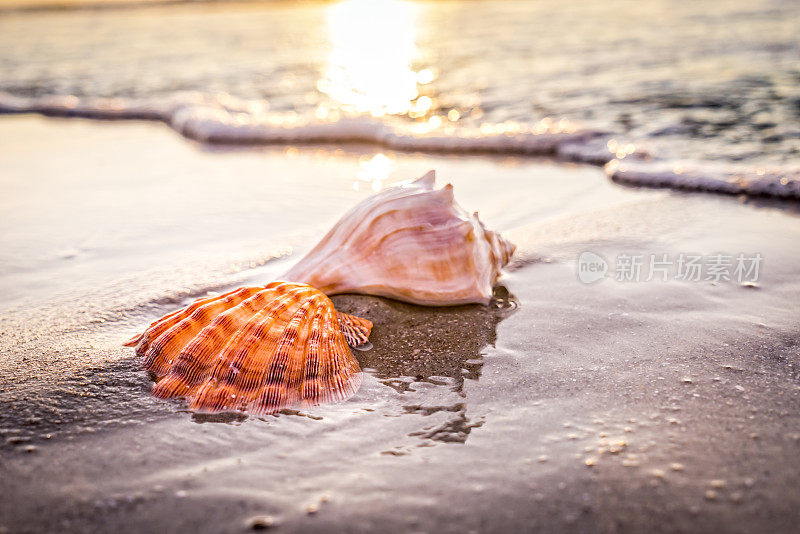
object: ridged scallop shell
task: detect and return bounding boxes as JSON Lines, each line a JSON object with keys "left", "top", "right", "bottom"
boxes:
{"left": 123, "top": 282, "right": 372, "bottom": 414}
{"left": 282, "top": 170, "right": 515, "bottom": 306}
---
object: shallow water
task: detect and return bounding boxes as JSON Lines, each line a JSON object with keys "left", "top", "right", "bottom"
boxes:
{"left": 2, "top": 117, "right": 800, "bottom": 532}
{"left": 0, "top": 0, "right": 798, "bottom": 197}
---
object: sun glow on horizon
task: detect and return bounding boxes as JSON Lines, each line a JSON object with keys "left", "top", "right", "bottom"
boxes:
{"left": 319, "top": 0, "right": 422, "bottom": 117}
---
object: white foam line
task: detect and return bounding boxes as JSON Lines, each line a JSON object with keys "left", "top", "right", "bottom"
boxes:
{"left": 2, "top": 92, "right": 798, "bottom": 200}
{"left": 0, "top": 92, "right": 604, "bottom": 156}
{"left": 606, "top": 160, "right": 800, "bottom": 199}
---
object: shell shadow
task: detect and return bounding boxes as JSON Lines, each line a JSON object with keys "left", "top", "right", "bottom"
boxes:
{"left": 189, "top": 412, "right": 249, "bottom": 425}
{"left": 331, "top": 285, "right": 518, "bottom": 444}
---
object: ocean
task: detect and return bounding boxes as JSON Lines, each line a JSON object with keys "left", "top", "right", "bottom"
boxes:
{"left": 0, "top": 0, "right": 798, "bottom": 197}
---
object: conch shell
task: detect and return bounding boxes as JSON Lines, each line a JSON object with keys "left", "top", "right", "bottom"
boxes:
{"left": 124, "top": 282, "right": 371, "bottom": 414}
{"left": 283, "top": 171, "right": 515, "bottom": 306}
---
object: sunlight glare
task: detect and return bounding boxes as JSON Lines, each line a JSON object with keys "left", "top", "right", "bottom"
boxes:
{"left": 356, "top": 153, "right": 395, "bottom": 191}
{"left": 321, "top": 0, "right": 421, "bottom": 116}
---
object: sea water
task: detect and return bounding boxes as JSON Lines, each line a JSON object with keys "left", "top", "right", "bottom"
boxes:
{"left": 0, "top": 0, "right": 798, "bottom": 194}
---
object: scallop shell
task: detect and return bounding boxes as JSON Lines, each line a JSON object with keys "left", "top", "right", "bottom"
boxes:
{"left": 282, "top": 170, "right": 515, "bottom": 306}
{"left": 123, "top": 281, "right": 371, "bottom": 414}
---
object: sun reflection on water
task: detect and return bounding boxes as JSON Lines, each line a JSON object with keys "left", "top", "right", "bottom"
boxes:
{"left": 355, "top": 153, "right": 395, "bottom": 191}
{"left": 319, "top": 0, "right": 423, "bottom": 117}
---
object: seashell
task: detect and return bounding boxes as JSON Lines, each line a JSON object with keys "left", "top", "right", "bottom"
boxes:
{"left": 123, "top": 281, "right": 371, "bottom": 414}
{"left": 125, "top": 170, "right": 513, "bottom": 414}
{"left": 282, "top": 170, "right": 515, "bottom": 306}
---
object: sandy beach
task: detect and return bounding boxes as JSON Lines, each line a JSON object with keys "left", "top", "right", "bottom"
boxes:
{"left": 1, "top": 115, "right": 799, "bottom": 532}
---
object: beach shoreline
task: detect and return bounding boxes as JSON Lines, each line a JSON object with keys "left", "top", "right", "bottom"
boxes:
{"left": 1, "top": 115, "right": 800, "bottom": 533}
{"left": 3, "top": 96, "right": 799, "bottom": 201}
{"left": 3, "top": 0, "right": 799, "bottom": 202}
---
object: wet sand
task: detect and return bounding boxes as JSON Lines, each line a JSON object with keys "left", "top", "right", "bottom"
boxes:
{"left": 1, "top": 115, "right": 800, "bottom": 533}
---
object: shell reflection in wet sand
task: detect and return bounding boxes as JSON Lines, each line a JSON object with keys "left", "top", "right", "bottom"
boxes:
{"left": 334, "top": 285, "right": 518, "bottom": 445}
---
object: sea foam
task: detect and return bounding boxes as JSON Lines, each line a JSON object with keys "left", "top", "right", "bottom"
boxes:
{"left": 2, "top": 92, "right": 797, "bottom": 200}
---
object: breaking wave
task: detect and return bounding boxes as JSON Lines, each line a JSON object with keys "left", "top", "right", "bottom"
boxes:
{"left": 2, "top": 91, "right": 798, "bottom": 200}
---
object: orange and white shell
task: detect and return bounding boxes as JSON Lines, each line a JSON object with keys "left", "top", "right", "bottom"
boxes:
{"left": 283, "top": 170, "right": 516, "bottom": 306}
{"left": 124, "top": 282, "right": 372, "bottom": 415}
